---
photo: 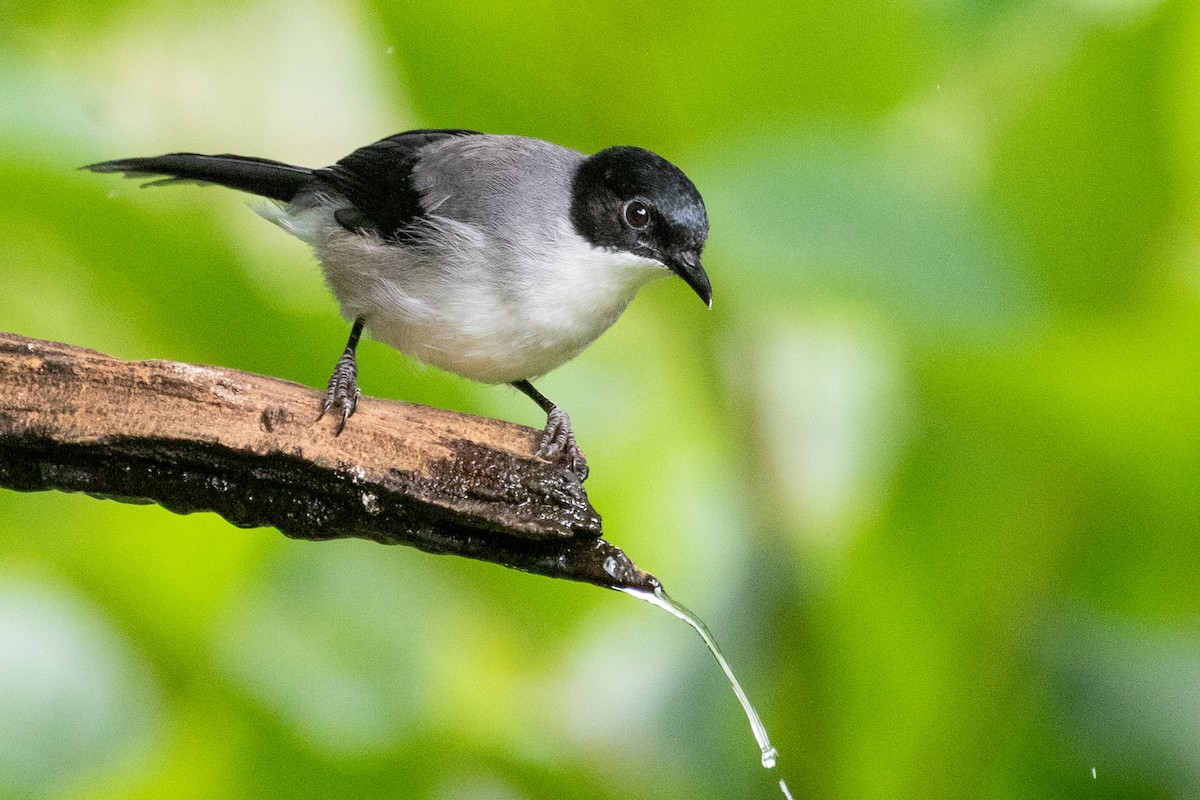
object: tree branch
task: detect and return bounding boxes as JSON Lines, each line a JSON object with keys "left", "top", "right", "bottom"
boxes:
{"left": 0, "top": 332, "right": 659, "bottom": 593}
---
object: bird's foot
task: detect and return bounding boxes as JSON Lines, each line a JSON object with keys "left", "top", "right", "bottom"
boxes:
{"left": 537, "top": 407, "right": 589, "bottom": 481}
{"left": 317, "top": 352, "right": 361, "bottom": 435}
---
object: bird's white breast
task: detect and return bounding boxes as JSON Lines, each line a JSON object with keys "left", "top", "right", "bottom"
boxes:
{"left": 308, "top": 209, "right": 665, "bottom": 384}
{"left": 260, "top": 135, "right": 670, "bottom": 384}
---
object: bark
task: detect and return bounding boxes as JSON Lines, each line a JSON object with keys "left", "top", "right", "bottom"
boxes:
{"left": 0, "top": 332, "right": 659, "bottom": 592}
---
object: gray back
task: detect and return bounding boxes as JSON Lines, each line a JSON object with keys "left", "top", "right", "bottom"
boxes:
{"left": 411, "top": 135, "right": 585, "bottom": 250}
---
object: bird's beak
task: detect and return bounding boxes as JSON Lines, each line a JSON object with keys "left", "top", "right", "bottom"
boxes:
{"left": 666, "top": 251, "right": 713, "bottom": 308}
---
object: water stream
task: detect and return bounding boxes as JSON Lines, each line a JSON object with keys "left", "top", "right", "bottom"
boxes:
{"left": 624, "top": 585, "right": 794, "bottom": 799}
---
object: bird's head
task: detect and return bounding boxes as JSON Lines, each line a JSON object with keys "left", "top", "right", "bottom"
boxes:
{"left": 570, "top": 145, "right": 711, "bottom": 307}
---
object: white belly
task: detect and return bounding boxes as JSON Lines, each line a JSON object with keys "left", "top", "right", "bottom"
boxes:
{"left": 311, "top": 215, "right": 667, "bottom": 384}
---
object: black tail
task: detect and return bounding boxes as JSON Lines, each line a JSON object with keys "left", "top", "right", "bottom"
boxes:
{"left": 84, "top": 153, "right": 315, "bottom": 203}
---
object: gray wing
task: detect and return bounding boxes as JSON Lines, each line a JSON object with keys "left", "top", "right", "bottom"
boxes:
{"left": 311, "top": 129, "right": 481, "bottom": 241}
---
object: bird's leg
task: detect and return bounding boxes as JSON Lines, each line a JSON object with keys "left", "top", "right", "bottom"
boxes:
{"left": 512, "top": 379, "right": 588, "bottom": 480}
{"left": 318, "top": 317, "right": 365, "bottom": 435}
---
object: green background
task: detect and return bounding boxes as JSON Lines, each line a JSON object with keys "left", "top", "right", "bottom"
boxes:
{"left": 3, "top": 0, "right": 1200, "bottom": 798}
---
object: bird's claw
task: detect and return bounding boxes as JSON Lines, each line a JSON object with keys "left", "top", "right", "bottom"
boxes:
{"left": 537, "top": 407, "right": 588, "bottom": 481}
{"left": 318, "top": 354, "right": 361, "bottom": 435}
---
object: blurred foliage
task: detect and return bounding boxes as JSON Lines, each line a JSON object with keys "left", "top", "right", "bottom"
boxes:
{"left": 2, "top": 0, "right": 1200, "bottom": 798}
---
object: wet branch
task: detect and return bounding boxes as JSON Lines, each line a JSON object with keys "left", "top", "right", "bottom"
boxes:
{"left": 0, "top": 332, "right": 658, "bottom": 592}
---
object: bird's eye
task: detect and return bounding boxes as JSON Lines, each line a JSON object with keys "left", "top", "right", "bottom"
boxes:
{"left": 623, "top": 200, "right": 650, "bottom": 229}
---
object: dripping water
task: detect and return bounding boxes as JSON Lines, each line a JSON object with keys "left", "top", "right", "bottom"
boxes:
{"left": 624, "top": 585, "right": 794, "bottom": 798}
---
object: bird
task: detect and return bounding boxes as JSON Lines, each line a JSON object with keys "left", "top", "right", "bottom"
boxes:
{"left": 84, "top": 130, "right": 712, "bottom": 480}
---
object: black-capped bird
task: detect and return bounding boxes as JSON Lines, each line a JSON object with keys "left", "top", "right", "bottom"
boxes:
{"left": 86, "top": 130, "right": 711, "bottom": 479}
